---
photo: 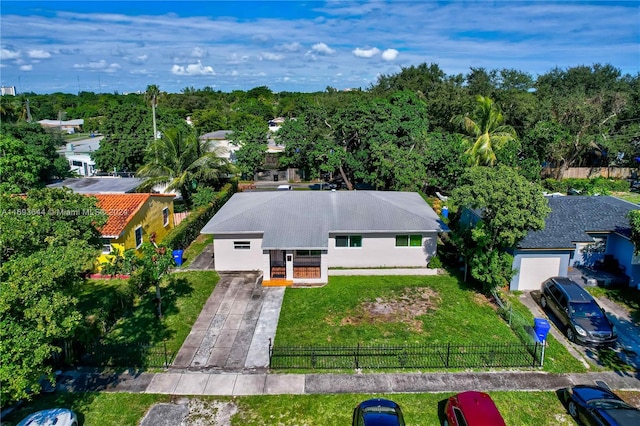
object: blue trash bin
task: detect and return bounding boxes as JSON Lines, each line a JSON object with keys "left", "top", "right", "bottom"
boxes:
{"left": 172, "top": 249, "right": 184, "bottom": 267}
{"left": 533, "top": 318, "right": 550, "bottom": 342}
{"left": 441, "top": 206, "right": 449, "bottom": 219}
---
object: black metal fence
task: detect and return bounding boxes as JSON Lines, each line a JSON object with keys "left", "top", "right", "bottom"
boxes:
{"left": 269, "top": 341, "right": 544, "bottom": 370}
{"left": 66, "top": 341, "right": 174, "bottom": 368}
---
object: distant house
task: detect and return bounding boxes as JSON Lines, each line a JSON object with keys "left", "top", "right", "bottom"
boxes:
{"left": 199, "top": 130, "right": 236, "bottom": 162}
{"left": 38, "top": 119, "right": 84, "bottom": 134}
{"left": 201, "top": 191, "right": 449, "bottom": 285}
{"left": 48, "top": 177, "right": 143, "bottom": 194}
{"left": 93, "top": 193, "right": 175, "bottom": 267}
{"left": 508, "top": 196, "right": 640, "bottom": 291}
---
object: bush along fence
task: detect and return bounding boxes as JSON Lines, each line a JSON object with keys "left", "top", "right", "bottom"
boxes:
{"left": 60, "top": 340, "right": 174, "bottom": 369}
{"left": 268, "top": 340, "right": 544, "bottom": 370}
{"left": 163, "top": 180, "right": 237, "bottom": 251}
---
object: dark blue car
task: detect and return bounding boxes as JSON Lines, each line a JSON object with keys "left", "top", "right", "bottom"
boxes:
{"left": 352, "top": 398, "right": 405, "bottom": 426}
{"left": 561, "top": 385, "right": 640, "bottom": 425}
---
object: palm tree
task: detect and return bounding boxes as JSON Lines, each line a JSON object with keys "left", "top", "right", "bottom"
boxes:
{"left": 452, "top": 95, "right": 517, "bottom": 166}
{"left": 145, "top": 84, "right": 160, "bottom": 141}
{"left": 137, "top": 127, "right": 233, "bottom": 207}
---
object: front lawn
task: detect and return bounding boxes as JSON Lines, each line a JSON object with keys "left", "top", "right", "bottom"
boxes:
{"left": 276, "top": 275, "right": 519, "bottom": 346}
{"left": 180, "top": 234, "right": 213, "bottom": 268}
{"left": 77, "top": 271, "right": 218, "bottom": 362}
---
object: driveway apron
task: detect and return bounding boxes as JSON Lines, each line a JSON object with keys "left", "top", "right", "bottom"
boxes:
{"left": 172, "top": 270, "right": 284, "bottom": 371}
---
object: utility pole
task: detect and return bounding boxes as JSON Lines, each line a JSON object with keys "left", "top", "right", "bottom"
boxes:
{"left": 25, "top": 99, "right": 32, "bottom": 122}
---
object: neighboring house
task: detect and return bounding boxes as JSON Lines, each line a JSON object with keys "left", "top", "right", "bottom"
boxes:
{"left": 48, "top": 177, "right": 143, "bottom": 194}
{"left": 199, "top": 130, "right": 236, "bottom": 163}
{"left": 65, "top": 154, "right": 96, "bottom": 176}
{"left": 508, "top": 195, "right": 640, "bottom": 291}
{"left": 93, "top": 193, "right": 175, "bottom": 267}
{"left": 38, "top": 118, "right": 84, "bottom": 134}
{"left": 201, "top": 191, "right": 449, "bottom": 285}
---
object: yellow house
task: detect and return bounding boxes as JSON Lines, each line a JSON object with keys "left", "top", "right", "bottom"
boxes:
{"left": 93, "top": 193, "right": 175, "bottom": 267}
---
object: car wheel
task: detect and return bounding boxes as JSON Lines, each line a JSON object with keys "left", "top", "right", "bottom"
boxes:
{"left": 540, "top": 295, "right": 547, "bottom": 309}
{"left": 567, "top": 327, "right": 576, "bottom": 343}
{"left": 568, "top": 400, "right": 579, "bottom": 418}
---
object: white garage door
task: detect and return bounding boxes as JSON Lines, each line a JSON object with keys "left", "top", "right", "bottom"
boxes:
{"left": 517, "top": 257, "right": 561, "bottom": 291}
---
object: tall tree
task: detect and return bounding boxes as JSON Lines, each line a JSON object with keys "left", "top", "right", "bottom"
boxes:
{"left": 145, "top": 84, "right": 161, "bottom": 142}
{"left": 0, "top": 188, "right": 106, "bottom": 406}
{"left": 452, "top": 95, "right": 517, "bottom": 166}
{"left": 137, "top": 127, "right": 231, "bottom": 207}
{"left": 451, "top": 165, "right": 550, "bottom": 292}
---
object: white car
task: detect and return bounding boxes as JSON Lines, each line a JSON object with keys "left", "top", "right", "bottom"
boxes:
{"left": 17, "top": 408, "right": 78, "bottom": 426}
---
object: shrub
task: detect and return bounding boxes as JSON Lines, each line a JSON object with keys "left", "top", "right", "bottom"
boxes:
{"left": 163, "top": 180, "right": 237, "bottom": 250}
{"left": 428, "top": 255, "right": 443, "bottom": 269}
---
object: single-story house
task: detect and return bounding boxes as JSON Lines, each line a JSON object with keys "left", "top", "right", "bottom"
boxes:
{"left": 38, "top": 118, "right": 84, "bottom": 134}
{"left": 509, "top": 195, "right": 640, "bottom": 291}
{"left": 199, "top": 130, "right": 236, "bottom": 163}
{"left": 201, "top": 191, "right": 449, "bottom": 285}
{"left": 93, "top": 193, "right": 175, "bottom": 267}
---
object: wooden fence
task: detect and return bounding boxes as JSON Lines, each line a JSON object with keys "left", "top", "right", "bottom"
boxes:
{"left": 542, "top": 167, "right": 633, "bottom": 180}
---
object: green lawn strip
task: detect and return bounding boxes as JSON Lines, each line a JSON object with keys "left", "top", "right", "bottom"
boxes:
{"left": 613, "top": 192, "right": 640, "bottom": 205}
{"left": 3, "top": 392, "right": 170, "bottom": 426}
{"left": 9, "top": 390, "right": 640, "bottom": 425}
{"left": 276, "top": 275, "right": 518, "bottom": 347}
{"left": 180, "top": 234, "right": 213, "bottom": 268}
{"left": 503, "top": 293, "right": 589, "bottom": 373}
{"left": 101, "top": 271, "right": 218, "bottom": 358}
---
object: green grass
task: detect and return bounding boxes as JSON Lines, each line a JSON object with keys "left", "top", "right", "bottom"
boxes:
{"left": 101, "top": 271, "right": 218, "bottom": 357}
{"left": 502, "top": 292, "right": 589, "bottom": 374}
{"left": 613, "top": 191, "right": 640, "bottom": 205}
{"left": 180, "top": 234, "right": 213, "bottom": 268}
{"left": 1, "top": 391, "right": 590, "bottom": 426}
{"left": 277, "top": 275, "right": 519, "bottom": 346}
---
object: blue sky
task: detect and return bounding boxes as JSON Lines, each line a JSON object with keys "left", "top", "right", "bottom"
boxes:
{"left": 1, "top": 1, "right": 639, "bottom": 94}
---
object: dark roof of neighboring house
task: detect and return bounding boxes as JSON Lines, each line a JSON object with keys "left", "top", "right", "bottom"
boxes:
{"left": 201, "top": 191, "right": 449, "bottom": 250}
{"left": 47, "top": 177, "right": 143, "bottom": 194}
{"left": 518, "top": 195, "right": 639, "bottom": 249}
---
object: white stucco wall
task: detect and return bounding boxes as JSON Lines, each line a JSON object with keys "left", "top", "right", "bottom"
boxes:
{"left": 213, "top": 233, "right": 264, "bottom": 271}
{"left": 327, "top": 232, "right": 437, "bottom": 268}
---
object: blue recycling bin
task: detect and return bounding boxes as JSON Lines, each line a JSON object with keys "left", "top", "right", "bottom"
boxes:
{"left": 172, "top": 249, "right": 184, "bottom": 267}
{"left": 441, "top": 206, "right": 449, "bottom": 219}
{"left": 533, "top": 318, "right": 550, "bottom": 342}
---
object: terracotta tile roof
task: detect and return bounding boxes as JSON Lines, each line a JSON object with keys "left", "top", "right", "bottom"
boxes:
{"left": 92, "top": 194, "right": 152, "bottom": 238}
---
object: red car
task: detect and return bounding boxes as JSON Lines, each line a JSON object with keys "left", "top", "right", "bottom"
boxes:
{"left": 444, "top": 391, "right": 506, "bottom": 426}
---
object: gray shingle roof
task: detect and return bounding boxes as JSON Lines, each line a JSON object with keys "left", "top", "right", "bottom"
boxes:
{"left": 202, "top": 191, "right": 449, "bottom": 249}
{"left": 518, "top": 196, "right": 639, "bottom": 249}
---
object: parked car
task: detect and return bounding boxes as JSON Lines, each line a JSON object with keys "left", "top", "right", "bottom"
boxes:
{"left": 560, "top": 385, "right": 640, "bottom": 425}
{"left": 443, "top": 391, "right": 506, "bottom": 426}
{"left": 17, "top": 408, "right": 78, "bottom": 426}
{"left": 352, "top": 398, "right": 405, "bottom": 426}
{"left": 539, "top": 277, "right": 617, "bottom": 346}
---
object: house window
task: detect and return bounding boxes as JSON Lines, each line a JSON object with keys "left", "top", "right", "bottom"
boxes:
{"left": 234, "top": 241, "right": 250, "bottom": 250}
{"left": 295, "top": 250, "right": 322, "bottom": 256}
{"left": 135, "top": 226, "right": 143, "bottom": 248}
{"left": 395, "top": 234, "right": 422, "bottom": 247}
{"left": 162, "top": 207, "right": 169, "bottom": 227}
{"left": 102, "top": 242, "right": 112, "bottom": 254}
{"left": 336, "top": 235, "right": 362, "bottom": 248}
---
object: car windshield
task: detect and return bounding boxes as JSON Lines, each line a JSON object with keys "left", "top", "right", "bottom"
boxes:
{"left": 363, "top": 406, "right": 398, "bottom": 416}
{"left": 569, "top": 302, "right": 603, "bottom": 319}
{"left": 587, "top": 399, "right": 633, "bottom": 410}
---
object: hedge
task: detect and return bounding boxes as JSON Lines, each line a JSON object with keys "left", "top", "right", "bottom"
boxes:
{"left": 542, "top": 177, "right": 630, "bottom": 195}
{"left": 163, "top": 180, "right": 238, "bottom": 250}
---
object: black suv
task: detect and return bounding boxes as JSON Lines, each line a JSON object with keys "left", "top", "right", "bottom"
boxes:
{"left": 540, "top": 277, "right": 617, "bottom": 346}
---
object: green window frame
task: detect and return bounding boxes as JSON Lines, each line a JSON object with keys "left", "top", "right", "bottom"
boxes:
{"left": 336, "top": 235, "right": 362, "bottom": 248}
{"left": 396, "top": 234, "right": 422, "bottom": 247}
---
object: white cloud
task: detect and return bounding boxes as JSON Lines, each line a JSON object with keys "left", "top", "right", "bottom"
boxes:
{"left": 276, "top": 42, "right": 302, "bottom": 52}
{"left": 231, "top": 70, "right": 239, "bottom": 76}
{"left": 353, "top": 47, "right": 380, "bottom": 58}
{"left": 381, "top": 48, "right": 399, "bottom": 61}
{"left": 19, "top": 64, "right": 33, "bottom": 71}
{"left": 171, "top": 61, "right": 215, "bottom": 76}
{"left": 1, "top": 48, "right": 20, "bottom": 60}
{"left": 28, "top": 49, "right": 51, "bottom": 59}
{"left": 73, "top": 60, "right": 109, "bottom": 70}
{"left": 260, "top": 52, "right": 284, "bottom": 61}
{"left": 191, "top": 47, "right": 206, "bottom": 58}
{"left": 312, "top": 43, "right": 335, "bottom": 55}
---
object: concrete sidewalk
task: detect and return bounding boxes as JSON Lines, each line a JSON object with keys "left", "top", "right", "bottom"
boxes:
{"left": 56, "top": 369, "right": 640, "bottom": 396}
